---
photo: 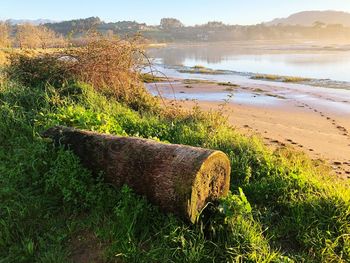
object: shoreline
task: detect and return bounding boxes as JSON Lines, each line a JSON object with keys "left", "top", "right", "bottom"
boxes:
{"left": 147, "top": 78, "right": 350, "bottom": 179}
{"left": 150, "top": 40, "right": 350, "bottom": 52}
{"left": 156, "top": 64, "right": 350, "bottom": 90}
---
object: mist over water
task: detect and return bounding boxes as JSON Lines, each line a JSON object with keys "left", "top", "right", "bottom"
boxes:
{"left": 149, "top": 43, "right": 350, "bottom": 82}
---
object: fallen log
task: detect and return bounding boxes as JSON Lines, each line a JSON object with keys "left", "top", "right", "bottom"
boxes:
{"left": 44, "top": 126, "right": 231, "bottom": 223}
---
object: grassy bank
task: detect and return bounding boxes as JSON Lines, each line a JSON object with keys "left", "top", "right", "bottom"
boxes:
{"left": 0, "top": 44, "right": 349, "bottom": 262}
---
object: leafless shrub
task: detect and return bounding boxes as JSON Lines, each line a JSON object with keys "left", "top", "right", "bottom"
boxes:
{"left": 15, "top": 24, "right": 67, "bottom": 49}
{"left": 0, "top": 22, "right": 11, "bottom": 48}
{"left": 6, "top": 36, "right": 159, "bottom": 111}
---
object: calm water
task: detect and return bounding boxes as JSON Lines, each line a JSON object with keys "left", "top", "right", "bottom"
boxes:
{"left": 149, "top": 43, "right": 350, "bottom": 82}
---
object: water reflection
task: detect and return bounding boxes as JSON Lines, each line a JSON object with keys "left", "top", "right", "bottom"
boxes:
{"left": 148, "top": 43, "right": 350, "bottom": 82}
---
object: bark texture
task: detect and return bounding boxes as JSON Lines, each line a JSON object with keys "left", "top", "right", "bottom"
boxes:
{"left": 44, "top": 126, "right": 231, "bottom": 223}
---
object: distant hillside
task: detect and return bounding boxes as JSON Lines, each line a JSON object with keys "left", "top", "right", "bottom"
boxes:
{"left": 7, "top": 19, "right": 57, "bottom": 25}
{"left": 265, "top": 11, "right": 350, "bottom": 26}
{"left": 45, "top": 17, "right": 102, "bottom": 35}
{"left": 42, "top": 15, "right": 350, "bottom": 43}
{"left": 44, "top": 17, "right": 148, "bottom": 37}
{"left": 4, "top": 13, "right": 350, "bottom": 44}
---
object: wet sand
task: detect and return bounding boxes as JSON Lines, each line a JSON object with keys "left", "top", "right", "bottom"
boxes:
{"left": 148, "top": 80, "right": 350, "bottom": 178}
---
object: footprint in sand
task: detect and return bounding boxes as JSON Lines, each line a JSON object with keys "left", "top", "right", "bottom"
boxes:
{"left": 322, "top": 118, "right": 350, "bottom": 138}
{"left": 286, "top": 138, "right": 299, "bottom": 145}
{"left": 306, "top": 107, "right": 348, "bottom": 138}
{"left": 267, "top": 138, "right": 288, "bottom": 148}
{"left": 335, "top": 126, "right": 349, "bottom": 137}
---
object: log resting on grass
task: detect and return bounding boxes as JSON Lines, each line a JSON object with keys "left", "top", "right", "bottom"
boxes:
{"left": 44, "top": 126, "right": 231, "bottom": 223}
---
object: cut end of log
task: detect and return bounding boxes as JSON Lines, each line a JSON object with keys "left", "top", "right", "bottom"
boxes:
{"left": 43, "top": 126, "right": 231, "bottom": 223}
{"left": 188, "top": 151, "right": 231, "bottom": 223}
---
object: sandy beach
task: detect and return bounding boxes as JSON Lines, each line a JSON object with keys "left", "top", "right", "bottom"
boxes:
{"left": 148, "top": 79, "right": 350, "bottom": 178}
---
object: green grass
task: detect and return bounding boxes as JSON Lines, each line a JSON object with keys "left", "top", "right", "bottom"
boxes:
{"left": 178, "top": 66, "right": 226, "bottom": 75}
{"left": 140, "top": 73, "right": 166, "bottom": 83}
{"left": 252, "top": 74, "right": 310, "bottom": 83}
{"left": 218, "top": 82, "right": 239, "bottom": 87}
{"left": 218, "top": 82, "right": 239, "bottom": 92}
{"left": 253, "top": 88, "right": 265, "bottom": 93}
{"left": 183, "top": 79, "right": 216, "bottom": 85}
{"left": 265, "top": 93, "right": 286, "bottom": 99}
{"left": 1, "top": 76, "right": 350, "bottom": 262}
{"left": 282, "top": 77, "right": 310, "bottom": 83}
{"left": 193, "top": 65, "right": 206, "bottom": 69}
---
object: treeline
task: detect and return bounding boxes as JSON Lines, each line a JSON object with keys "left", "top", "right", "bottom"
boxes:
{"left": 143, "top": 20, "right": 350, "bottom": 42}
{"left": 2, "top": 17, "right": 350, "bottom": 48}
{"left": 44, "top": 17, "right": 350, "bottom": 42}
{"left": 0, "top": 22, "right": 66, "bottom": 49}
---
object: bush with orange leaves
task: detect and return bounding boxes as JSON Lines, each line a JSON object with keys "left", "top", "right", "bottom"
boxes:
{"left": 6, "top": 37, "right": 159, "bottom": 111}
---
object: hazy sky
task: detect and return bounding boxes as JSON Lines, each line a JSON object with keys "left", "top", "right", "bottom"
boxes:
{"left": 1, "top": 0, "right": 350, "bottom": 25}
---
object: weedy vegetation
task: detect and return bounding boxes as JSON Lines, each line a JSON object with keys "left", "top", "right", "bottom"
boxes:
{"left": 0, "top": 50, "right": 8, "bottom": 66}
{"left": 178, "top": 66, "right": 226, "bottom": 75}
{"left": 0, "top": 38, "right": 349, "bottom": 262}
{"left": 183, "top": 79, "right": 216, "bottom": 85}
{"left": 218, "top": 82, "right": 239, "bottom": 87}
{"left": 140, "top": 73, "right": 166, "bottom": 83}
{"left": 251, "top": 74, "right": 310, "bottom": 83}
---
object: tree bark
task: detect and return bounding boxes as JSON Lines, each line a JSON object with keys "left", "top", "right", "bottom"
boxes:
{"left": 44, "top": 126, "right": 231, "bottom": 223}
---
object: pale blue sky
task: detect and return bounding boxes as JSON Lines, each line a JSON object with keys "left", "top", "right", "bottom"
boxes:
{"left": 1, "top": 0, "right": 350, "bottom": 25}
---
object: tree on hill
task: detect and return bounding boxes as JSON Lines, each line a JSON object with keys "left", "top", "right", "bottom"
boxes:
{"left": 160, "top": 18, "right": 184, "bottom": 30}
{"left": 16, "top": 24, "right": 41, "bottom": 49}
{"left": 203, "top": 21, "right": 226, "bottom": 28}
{"left": 313, "top": 21, "right": 326, "bottom": 28}
{"left": 0, "top": 22, "right": 11, "bottom": 48}
{"left": 37, "top": 26, "right": 67, "bottom": 48}
{"left": 45, "top": 17, "right": 101, "bottom": 36}
{"left": 15, "top": 24, "right": 67, "bottom": 48}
